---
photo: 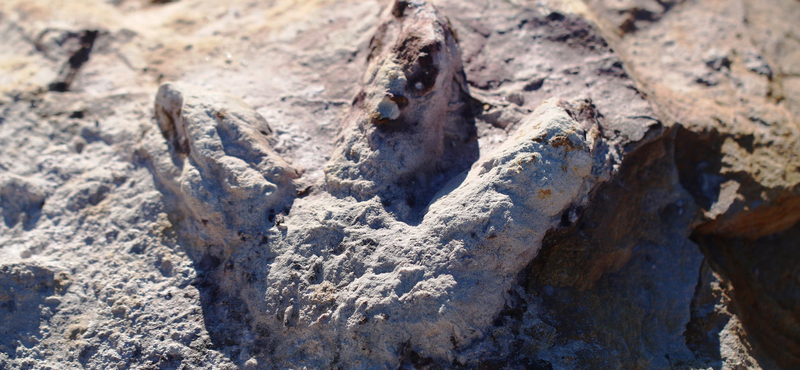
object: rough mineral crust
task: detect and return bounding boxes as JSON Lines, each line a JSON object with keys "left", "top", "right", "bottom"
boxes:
{"left": 1, "top": 0, "right": 799, "bottom": 369}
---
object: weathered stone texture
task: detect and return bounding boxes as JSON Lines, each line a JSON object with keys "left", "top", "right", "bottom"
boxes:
{"left": 1, "top": 0, "right": 798, "bottom": 369}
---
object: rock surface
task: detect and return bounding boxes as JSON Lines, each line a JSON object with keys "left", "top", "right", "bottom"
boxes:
{"left": 0, "top": 0, "right": 798, "bottom": 369}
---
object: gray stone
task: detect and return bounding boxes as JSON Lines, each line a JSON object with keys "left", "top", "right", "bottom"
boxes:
{"left": 1, "top": 0, "right": 799, "bottom": 368}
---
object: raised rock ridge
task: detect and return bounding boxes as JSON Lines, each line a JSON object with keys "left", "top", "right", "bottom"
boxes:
{"left": 0, "top": 0, "right": 798, "bottom": 369}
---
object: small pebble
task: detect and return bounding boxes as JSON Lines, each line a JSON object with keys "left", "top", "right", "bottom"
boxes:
{"left": 244, "top": 358, "right": 259, "bottom": 370}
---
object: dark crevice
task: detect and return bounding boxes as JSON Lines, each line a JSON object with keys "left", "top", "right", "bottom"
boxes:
{"left": 673, "top": 127, "right": 725, "bottom": 210}
{"left": 673, "top": 122, "right": 800, "bottom": 368}
{"left": 48, "top": 30, "right": 99, "bottom": 92}
{"left": 683, "top": 259, "right": 728, "bottom": 367}
{"left": 522, "top": 133, "right": 710, "bottom": 368}
{"left": 690, "top": 226, "right": 800, "bottom": 369}
{"left": 392, "top": 0, "right": 409, "bottom": 18}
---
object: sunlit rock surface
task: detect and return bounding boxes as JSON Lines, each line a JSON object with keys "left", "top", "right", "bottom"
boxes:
{"left": 1, "top": 0, "right": 798, "bottom": 368}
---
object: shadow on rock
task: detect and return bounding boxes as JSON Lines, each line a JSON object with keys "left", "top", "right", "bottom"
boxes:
{"left": 0, "top": 264, "right": 66, "bottom": 359}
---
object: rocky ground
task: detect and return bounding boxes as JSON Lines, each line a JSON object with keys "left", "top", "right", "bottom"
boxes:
{"left": 0, "top": 0, "right": 798, "bottom": 369}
